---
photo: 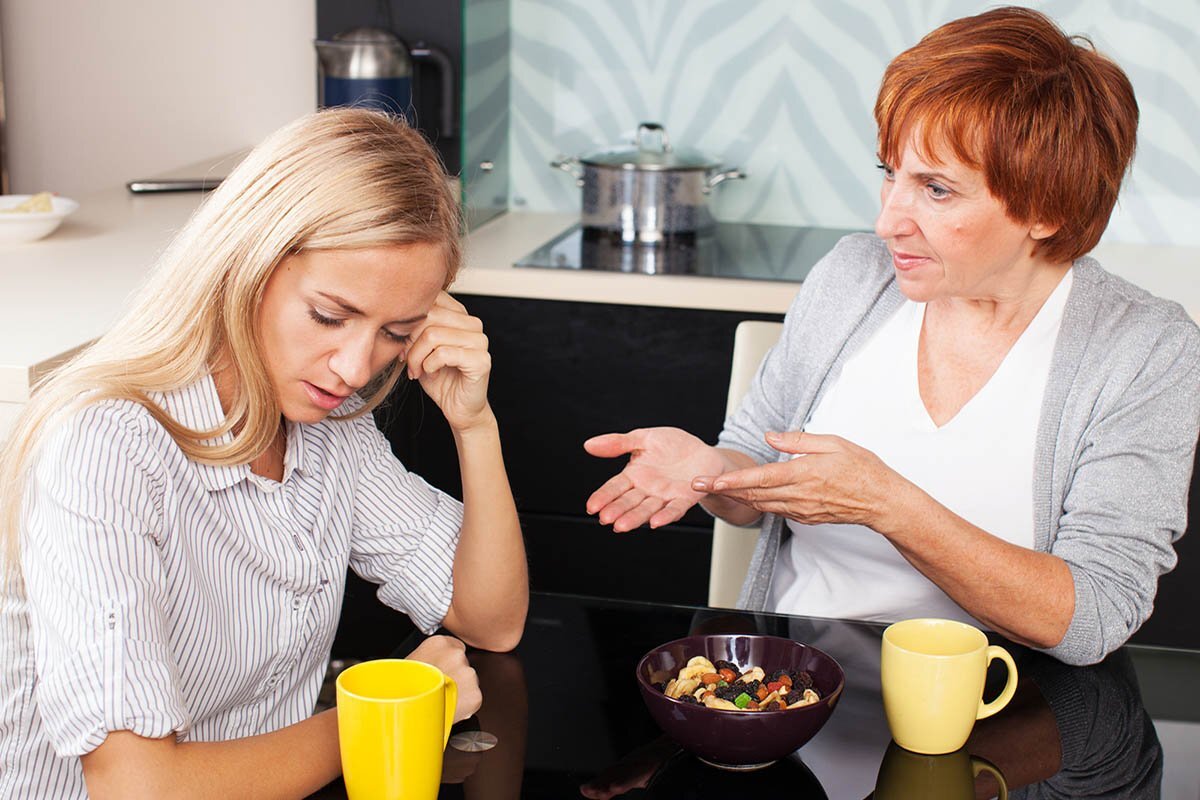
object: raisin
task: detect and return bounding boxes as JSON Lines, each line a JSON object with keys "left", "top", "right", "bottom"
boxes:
{"left": 715, "top": 685, "right": 741, "bottom": 702}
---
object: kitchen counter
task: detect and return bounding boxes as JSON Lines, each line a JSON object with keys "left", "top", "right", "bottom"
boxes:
{"left": 2, "top": 153, "right": 1198, "bottom": 408}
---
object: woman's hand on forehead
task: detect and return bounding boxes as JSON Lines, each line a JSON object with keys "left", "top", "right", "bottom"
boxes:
{"left": 403, "top": 292, "right": 495, "bottom": 431}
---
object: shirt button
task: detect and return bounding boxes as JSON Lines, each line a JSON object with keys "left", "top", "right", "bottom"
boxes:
{"left": 292, "top": 597, "right": 302, "bottom": 611}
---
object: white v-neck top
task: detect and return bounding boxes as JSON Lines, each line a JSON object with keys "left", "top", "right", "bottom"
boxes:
{"left": 771, "top": 271, "right": 1073, "bottom": 624}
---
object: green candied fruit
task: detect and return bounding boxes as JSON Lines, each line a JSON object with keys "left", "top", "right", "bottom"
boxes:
{"left": 734, "top": 692, "right": 751, "bottom": 709}
{"left": 717, "top": 681, "right": 728, "bottom": 688}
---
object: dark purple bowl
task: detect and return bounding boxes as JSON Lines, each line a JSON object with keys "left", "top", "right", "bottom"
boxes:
{"left": 636, "top": 634, "right": 845, "bottom": 769}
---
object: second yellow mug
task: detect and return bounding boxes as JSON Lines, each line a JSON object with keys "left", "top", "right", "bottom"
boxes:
{"left": 881, "top": 618, "right": 1017, "bottom": 755}
{"left": 336, "top": 658, "right": 458, "bottom": 800}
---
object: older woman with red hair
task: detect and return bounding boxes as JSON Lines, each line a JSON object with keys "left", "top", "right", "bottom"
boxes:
{"left": 586, "top": 7, "right": 1199, "bottom": 665}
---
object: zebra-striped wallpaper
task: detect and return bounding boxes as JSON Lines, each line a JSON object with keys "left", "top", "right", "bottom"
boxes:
{"left": 464, "top": 0, "right": 1199, "bottom": 247}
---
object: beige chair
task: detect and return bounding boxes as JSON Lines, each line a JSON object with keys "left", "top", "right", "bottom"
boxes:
{"left": 707, "top": 320, "right": 784, "bottom": 608}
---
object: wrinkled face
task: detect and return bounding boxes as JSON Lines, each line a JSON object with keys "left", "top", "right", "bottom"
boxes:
{"left": 257, "top": 243, "right": 447, "bottom": 423}
{"left": 874, "top": 130, "right": 1056, "bottom": 303}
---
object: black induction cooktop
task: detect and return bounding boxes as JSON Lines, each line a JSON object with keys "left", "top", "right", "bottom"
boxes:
{"left": 514, "top": 222, "right": 865, "bottom": 282}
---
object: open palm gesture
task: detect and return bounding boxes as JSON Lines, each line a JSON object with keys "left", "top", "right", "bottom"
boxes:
{"left": 584, "top": 427, "right": 726, "bottom": 532}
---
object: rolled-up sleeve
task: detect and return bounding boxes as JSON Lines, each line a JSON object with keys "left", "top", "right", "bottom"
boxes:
{"left": 22, "top": 403, "right": 189, "bottom": 757}
{"left": 1046, "top": 320, "right": 1200, "bottom": 665}
{"left": 346, "top": 415, "right": 463, "bottom": 634}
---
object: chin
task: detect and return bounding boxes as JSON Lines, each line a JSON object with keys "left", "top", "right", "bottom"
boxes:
{"left": 895, "top": 277, "right": 933, "bottom": 303}
{"left": 281, "top": 401, "right": 334, "bottom": 425}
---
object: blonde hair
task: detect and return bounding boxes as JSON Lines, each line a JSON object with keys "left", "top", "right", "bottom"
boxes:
{"left": 0, "top": 108, "right": 461, "bottom": 564}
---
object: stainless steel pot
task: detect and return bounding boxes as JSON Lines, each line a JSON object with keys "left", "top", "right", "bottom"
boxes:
{"left": 551, "top": 122, "right": 745, "bottom": 244}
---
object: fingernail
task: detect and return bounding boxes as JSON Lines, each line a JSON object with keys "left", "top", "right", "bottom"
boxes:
{"left": 713, "top": 481, "right": 727, "bottom": 491}
{"left": 691, "top": 478, "right": 709, "bottom": 491}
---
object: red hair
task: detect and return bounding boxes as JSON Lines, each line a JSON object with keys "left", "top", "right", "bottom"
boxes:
{"left": 874, "top": 6, "right": 1137, "bottom": 263}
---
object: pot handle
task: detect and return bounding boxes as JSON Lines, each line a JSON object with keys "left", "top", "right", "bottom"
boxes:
{"left": 550, "top": 156, "right": 585, "bottom": 187}
{"left": 704, "top": 168, "right": 747, "bottom": 193}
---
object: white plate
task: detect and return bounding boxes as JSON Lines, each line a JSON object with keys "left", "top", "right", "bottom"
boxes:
{"left": 0, "top": 195, "right": 80, "bottom": 244}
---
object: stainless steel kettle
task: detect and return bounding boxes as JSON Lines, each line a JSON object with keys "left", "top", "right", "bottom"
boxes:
{"left": 315, "top": 27, "right": 454, "bottom": 136}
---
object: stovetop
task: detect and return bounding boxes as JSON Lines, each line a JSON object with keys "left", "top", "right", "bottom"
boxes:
{"left": 514, "top": 222, "right": 865, "bottom": 282}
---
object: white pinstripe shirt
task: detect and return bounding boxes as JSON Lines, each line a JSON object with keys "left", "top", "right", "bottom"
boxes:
{"left": 0, "top": 376, "right": 463, "bottom": 797}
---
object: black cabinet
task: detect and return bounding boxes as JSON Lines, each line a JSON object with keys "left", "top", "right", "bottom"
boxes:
{"left": 374, "top": 294, "right": 783, "bottom": 603}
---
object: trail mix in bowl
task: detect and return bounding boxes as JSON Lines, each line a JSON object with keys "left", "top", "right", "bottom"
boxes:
{"left": 654, "top": 656, "right": 820, "bottom": 711}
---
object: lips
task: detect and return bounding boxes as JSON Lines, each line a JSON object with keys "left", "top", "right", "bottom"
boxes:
{"left": 890, "top": 250, "right": 930, "bottom": 272}
{"left": 303, "top": 381, "right": 350, "bottom": 411}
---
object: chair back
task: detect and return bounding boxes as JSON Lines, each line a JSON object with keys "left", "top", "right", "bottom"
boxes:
{"left": 707, "top": 320, "right": 783, "bottom": 608}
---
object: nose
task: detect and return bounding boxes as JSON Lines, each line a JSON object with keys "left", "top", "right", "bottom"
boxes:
{"left": 327, "top": 333, "right": 375, "bottom": 391}
{"left": 874, "top": 181, "right": 915, "bottom": 240}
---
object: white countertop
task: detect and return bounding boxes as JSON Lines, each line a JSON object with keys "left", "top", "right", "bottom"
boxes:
{"left": 2, "top": 154, "right": 1196, "bottom": 404}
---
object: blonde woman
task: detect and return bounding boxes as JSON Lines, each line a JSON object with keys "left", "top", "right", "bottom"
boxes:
{"left": 0, "top": 108, "right": 528, "bottom": 798}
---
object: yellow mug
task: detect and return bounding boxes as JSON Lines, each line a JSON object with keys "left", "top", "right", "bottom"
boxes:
{"left": 881, "top": 618, "right": 1017, "bottom": 755}
{"left": 874, "top": 741, "right": 1008, "bottom": 799}
{"left": 336, "top": 658, "right": 458, "bottom": 800}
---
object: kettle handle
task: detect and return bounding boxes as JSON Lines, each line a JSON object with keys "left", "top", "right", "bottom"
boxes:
{"left": 410, "top": 41, "right": 456, "bottom": 137}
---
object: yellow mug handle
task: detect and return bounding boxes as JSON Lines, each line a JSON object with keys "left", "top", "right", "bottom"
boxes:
{"left": 442, "top": 675, "right": 458, "bottom": 748}
{"left": 971, "top": 756, "right": 1008, "bottom": 799}
{"left": 977, "top": 645, "right": 1017, "bottom": 721}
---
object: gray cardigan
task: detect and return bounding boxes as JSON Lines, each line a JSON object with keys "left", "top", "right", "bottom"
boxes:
{"left": 720, "top": 234, "right": 1200, "bottom": 665}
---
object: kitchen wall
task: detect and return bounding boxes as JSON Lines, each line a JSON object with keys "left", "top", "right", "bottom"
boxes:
{"left": 1, "top": 0, "right": 315, "bottom": 198}
{"left": 501, "top": 0, "right": 1200, "bottom": 247}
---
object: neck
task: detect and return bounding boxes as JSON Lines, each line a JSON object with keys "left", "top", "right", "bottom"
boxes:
{"left": 931, "top": 259, "right": 1071, "bottom": 332}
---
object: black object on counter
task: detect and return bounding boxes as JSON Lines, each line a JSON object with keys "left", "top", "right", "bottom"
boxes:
{"left": 516, "top": 222, "right": 863, "bottom": 280}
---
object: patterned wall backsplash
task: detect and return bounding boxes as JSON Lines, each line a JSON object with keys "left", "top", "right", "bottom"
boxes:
{"left": 474, "top": 0, "right": 1199, "bottom": 247}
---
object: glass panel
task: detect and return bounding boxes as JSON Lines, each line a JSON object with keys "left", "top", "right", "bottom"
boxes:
{"left": 460, "top": 0, "right": 510, "bottom": 230}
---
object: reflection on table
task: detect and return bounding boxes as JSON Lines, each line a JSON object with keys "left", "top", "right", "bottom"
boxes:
{"left": 313, "top": 592, "right": 1194, "bottom": 799}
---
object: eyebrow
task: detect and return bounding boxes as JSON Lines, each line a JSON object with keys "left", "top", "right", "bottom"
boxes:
{"left": 315, "top": 291, "right": 427, "bottom": 325}
{"left": 912, "top": 170, "right": 961, "bottom": 188}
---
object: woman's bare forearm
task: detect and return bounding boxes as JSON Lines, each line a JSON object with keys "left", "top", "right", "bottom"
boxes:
{"left": 82, "top": 709, "right": 341, "bottom": 799}
{"left": 879, "top": 481, "right": 1074, "bottom": 649}
{"left": 441, "top": 407, "right": 529, "bottom": 652}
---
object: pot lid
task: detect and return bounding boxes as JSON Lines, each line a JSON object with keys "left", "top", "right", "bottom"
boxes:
{"left": 580, "top": 123, "right": 722, "bottom": 171}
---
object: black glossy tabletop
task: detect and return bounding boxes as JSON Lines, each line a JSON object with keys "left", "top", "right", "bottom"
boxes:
{"left": 314, "top": 592, "right": 1200, "bottom": 799}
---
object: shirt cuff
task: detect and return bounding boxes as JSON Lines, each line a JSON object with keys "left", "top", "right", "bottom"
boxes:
{"left": 37, "top": 639, "right": 189, "bottom": 757}
{"left": 376, "top": 494, "right": 462, "bottom": 634}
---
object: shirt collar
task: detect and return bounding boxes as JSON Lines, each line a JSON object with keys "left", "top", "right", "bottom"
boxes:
{"left": 154, "top": 374, "right": 318, "bottom": 492}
